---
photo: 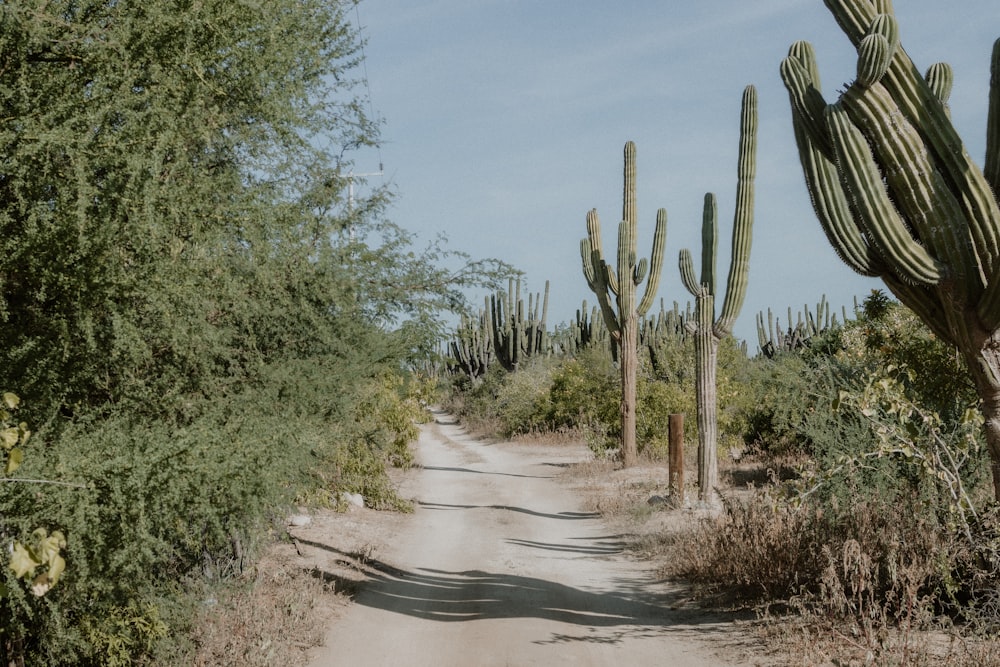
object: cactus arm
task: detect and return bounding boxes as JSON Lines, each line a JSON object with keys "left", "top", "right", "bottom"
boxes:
{"left": 987, "top": 39, "right": 1000, "bottom": 199}
{"left": 841, "top": 82, "right": 981, "bottom": 296}
{"left": 822, "top": 0, "right": 892, "bottom": 45}
{"left": 679, "top": 249, "right": 702, "bottom": 298}
{"left": 700, "top": 194, "right": 717, "bottom": 294}
{"left": 781, "top": 42, "right": 834, "bottom": 158}
{"left": 581, "top": 210, "right": 622, "bottom": 338}
{"left": 616, "top": 219, "right": 635, "bottom": 311}
{"left": 636, "top": 208, "right": 667, "bottom": 316}
{"left": 634, "top": 258, "right": 648, "bottom": 285}
{"left": 539, "top": 280, "right": 550, "bottom": 354}
{"left": 856, "top": 33, "right": 893, "bottom": 88}
{"left": 716, "top": 85, "right": 757, "bottom": 337}
{"left": 580, "top": 214, "right": 602, "bottom": 293}
{"left": 616, "top": 141, "right": 639, "bottom": 322}
{"left": 925, "top": 62, "right": 953, "bottom": 114}
{"left": 825, "top": 103, "right": 944, "bottom": 286}
{"left": 781, "top": 48, "right": 883, "bottom": 276}
{"left": 756, "top": 311, "right": 768, "bottom": 352}
{"left": 825, "top": 0, "right": 1000, "bottom": 275}
{"left": 622, "top": 141, "right": 638, "bottom": 249}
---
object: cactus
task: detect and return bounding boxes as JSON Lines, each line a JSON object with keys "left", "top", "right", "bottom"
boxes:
{"left": 679, "top": 85, "right": 757, "bottom": 505}
{"left": 448, "top": 278, "right": 550, "bottom": 378}
{"left": 448, "top": 305, "right": 493, "bottom": 379}
{"left": 489, "top": 278, "right": 550, "bottom": 372}
{"left": 756, "top": 295, "right": 845, "bottom": 358}
{"left": 780, "top": 2, "right": 1000, "bottom": 498}
{"left": 580, "top": 142, "right": 668, "bottom": 467}
{"left": 643, "top": 300, "right": 693, "bottom": 375}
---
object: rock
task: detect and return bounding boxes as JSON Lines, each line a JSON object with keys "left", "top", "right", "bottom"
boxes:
{"left": 341, "top": 492, "right": 365, "bottom": 509}
{"left": 288, "top": 514, "right": 312, "bottom": 527}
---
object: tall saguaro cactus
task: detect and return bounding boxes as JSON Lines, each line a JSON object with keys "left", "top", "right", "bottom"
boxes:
{"left": 780, "top": 1, "right": 1000, "bottom": 499}
{"left": 581, "top": 142, "right": 668, "bottom": 467}
{"left": 679, "top": 85, "right": 757, "bottom": 505}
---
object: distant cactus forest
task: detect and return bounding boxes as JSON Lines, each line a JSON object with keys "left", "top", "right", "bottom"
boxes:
{"left": 2, "top": 0, "right": 1000, "bottom": 665}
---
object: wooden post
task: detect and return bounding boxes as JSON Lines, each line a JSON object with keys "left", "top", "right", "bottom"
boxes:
{"left": 668, "top": 413, "right": 684, "bottom": 503}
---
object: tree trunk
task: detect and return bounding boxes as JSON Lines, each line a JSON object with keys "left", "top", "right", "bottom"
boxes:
{"left": 619, "top": 315, "right": 639, "bottom": 467}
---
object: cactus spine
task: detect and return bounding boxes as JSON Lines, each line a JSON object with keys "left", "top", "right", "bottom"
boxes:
{"left": 780, "top": 2, "right": 1000, "bottom": 498}
{"left": 580, "top": 142, "right": 668, "bottom": 467}
{"left": 679, "top": 85, "right": 757, "bottom": 505}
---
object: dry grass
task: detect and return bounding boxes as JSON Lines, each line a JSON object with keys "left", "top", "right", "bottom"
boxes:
{"left": 574, "top": 455, "right": 1000, "bottom": 666}
{"left": 175, "top": 559, "right": 341, "bottom": 667}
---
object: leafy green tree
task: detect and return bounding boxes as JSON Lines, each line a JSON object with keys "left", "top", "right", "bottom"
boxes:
{"left": 0, "top": 0, "right": 508, "bottom": 417}
{"left": 0, "top": 2, "right": 513, "bottom": 663}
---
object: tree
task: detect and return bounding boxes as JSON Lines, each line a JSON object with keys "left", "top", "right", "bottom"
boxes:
{"left": 0, "top": 0, "right": 508, "bottom": 417}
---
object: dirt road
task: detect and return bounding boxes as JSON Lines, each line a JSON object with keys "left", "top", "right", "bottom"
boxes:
{"left": 304, "top": 412, "right": 750, "bottom": 666}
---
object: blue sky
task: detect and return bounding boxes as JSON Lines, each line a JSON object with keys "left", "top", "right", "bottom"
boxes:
{"left": 350, "top": 1, "right": 998, "bottom": 346}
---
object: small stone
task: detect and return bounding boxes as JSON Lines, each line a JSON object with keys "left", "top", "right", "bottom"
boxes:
{"left": 341, "top": 492, "right": 365, "bottom": 508}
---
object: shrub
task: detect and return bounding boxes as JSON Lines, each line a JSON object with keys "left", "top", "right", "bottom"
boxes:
{"left": 544, "top": 348, "right": 619, "bottom": 437}
{"left": 664, "top": 491, "right": 955, "bottom": 624}
{"left": 0, "top": 359, "right": 421, "bottom": 665}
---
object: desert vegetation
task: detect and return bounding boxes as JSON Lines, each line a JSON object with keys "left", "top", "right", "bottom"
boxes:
{"left": 448, "top": 290, "right": 1000, "bottom": 663}
{"left": 447, "top": 0, "right": 1000, "bottom": 659}
{"left": 0, "top": 2, "right": 509, "bottom": 664}
{"left": 3, "top": 0, "right": 1000, "bottom": 664}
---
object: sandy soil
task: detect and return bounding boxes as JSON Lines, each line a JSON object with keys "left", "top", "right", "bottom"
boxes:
{"left": 282, "top": 411, "right": 768, "bottom": 667}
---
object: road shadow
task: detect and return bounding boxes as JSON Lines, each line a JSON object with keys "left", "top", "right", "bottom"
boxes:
{"left": 421, "top": 465, "right": 553, "bottom": 480}
{"left": 297, "top": 532, "right": 748, "bottom": 648}
{"left": 418, "top": 501, "right": 599, "bottom": 521}
{"left": 343, "top": 563, "right": 742, "bottom": 642}
{"left": 505, "top": 537, "right": 624, "bottom": 556}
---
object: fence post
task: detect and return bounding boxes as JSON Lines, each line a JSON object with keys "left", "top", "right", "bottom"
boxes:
{"left": 668, "top": 413, "right": 684, "bottom": 504}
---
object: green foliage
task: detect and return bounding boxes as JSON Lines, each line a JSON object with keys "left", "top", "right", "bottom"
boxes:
{"left": 544, "top": 349, "right": 619, "bottom": 436}
{"left": 448, "top": 336, "right": 755, "bottom": 463}
{"left": 739, "top": 293, "right": 974, "bottom": 460}
{"left": 0, "top": 392, "right": 28, "bottom": 477}
{"left": 781, "top": 4, "right": 1000, "bottom": 499}
{"left": 81, "top": 603, "right": 168, "bottom": 667}
{"left": 1, "top": 365, "right": 423, "bottom": 664}
{"left": 0, "top": 2, "right": 513, "bottom": 663}
{"left": 840, "top": 291, "right": 973, "bottom": 421}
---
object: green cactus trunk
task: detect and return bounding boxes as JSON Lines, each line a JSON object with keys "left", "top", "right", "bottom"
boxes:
{"left": 580, "top": 142, "right": 668, "bottom": 467}
{"left": 781, "top": 2, "right": 1000, "bottom": 498}
{"left": 619, "top": 312, "right": 639, "bottom": 466}
{"left": 679, "top": 85, "right": 757, "bottom": 505}
{"left": 693, "top": 292, "right": 718, "bottom": 498}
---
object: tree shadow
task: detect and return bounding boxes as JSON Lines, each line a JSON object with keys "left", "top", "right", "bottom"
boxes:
{"left": 504, "top": 537, "right": 624, "bottom": 556}
{"left": 421, "top": 465, "right": 553, "bottom": 480}
{"left": 346, "top": 564, "right": 738, "bottom": 635}
{"left": 299, "top": 538, "right": 749, "bottom": 647}
{"left": 418, "top": 501, "right": 599, "bottom": 521}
